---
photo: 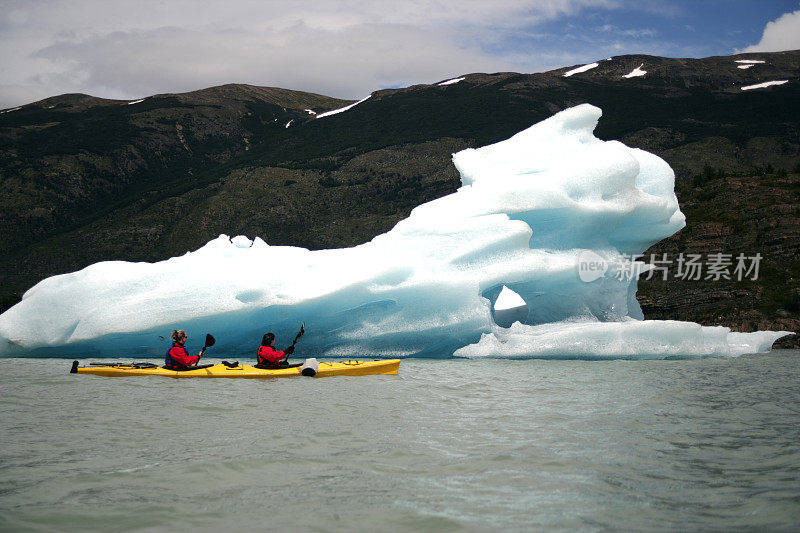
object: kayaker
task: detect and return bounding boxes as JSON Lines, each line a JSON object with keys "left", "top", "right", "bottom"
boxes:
{"left": 255, "top": 332, "right": 297, "bottom": 369}
{"left": 164, "top": 330, "right": 205, "bottom": 369}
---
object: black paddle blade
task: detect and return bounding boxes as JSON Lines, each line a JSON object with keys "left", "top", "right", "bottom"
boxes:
{"left": 205, "top": 334, "right": 216, "bottom": 348}
{"left": 293, "top": 323, "right": 305, "bottom": 343}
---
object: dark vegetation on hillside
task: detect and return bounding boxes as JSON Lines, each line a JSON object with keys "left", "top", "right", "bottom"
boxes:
{"left": 1, "top": 51, "right": 798, "bottom": 344}
{"left": 638, "top": 169, "right": 799, "bottom": 347}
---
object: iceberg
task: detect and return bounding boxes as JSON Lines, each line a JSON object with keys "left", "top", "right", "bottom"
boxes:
{"left": 454, "top": 320, "right": 790, "bottom": 359}
{"left": 0, "top": 104, "right": 791, "bottom": 358}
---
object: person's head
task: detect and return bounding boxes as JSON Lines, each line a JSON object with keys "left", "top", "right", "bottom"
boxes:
{"left": 261, "top": 333, "right": 275, "bottom": 347}
{"left": 171, "top": 330, "right": 187, "bottom": 345}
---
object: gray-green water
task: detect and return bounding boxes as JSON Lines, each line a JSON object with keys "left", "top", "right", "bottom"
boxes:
{"left": 1, "top": 351, "right": 798, "bottom": 532}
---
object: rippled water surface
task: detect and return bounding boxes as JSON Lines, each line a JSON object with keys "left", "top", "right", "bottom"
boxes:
{"left": 1, "top": 351, "right": 798, "bottom": 531}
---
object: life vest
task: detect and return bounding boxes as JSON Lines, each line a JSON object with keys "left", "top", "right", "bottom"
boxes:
{"left": 257, "top": 345, "right": 285, "bottom": 365}
{"left": 165, "top": 342, "right": 189, "bottom": 368}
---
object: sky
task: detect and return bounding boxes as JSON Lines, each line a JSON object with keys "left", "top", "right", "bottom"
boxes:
{"left": 0, "top": 0, "right": 799, "bottom": 109}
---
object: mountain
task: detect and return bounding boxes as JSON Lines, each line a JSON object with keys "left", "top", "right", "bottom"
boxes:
{"left": 1, "top": 51, "right": 798, "bottom": 345}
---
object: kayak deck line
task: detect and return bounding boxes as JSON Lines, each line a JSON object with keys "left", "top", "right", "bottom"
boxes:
{"left": 70, "top": 359, "right": 400, "bottom": 379}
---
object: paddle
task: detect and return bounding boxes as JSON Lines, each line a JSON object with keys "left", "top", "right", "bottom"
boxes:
{"left": 282, "top": 323, "right": 305, "bottom": 363}
{"left": 200, "top": 333, "right": 216, "bottom": 357}
{"left": 291, "top": 323, "right": 305, "bottom": 348}
{"left": 186, "top": 333, "right": 215, "bottom": 370}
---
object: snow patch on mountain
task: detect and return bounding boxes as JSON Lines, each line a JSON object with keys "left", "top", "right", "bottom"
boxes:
{"left": 741, "top": 80, "right": 788, "bottom": 90}
{"left": 623, "top": 63, "right": 647, "bottom": 78}
{"left": 563, "top": 63, "right": 599, "bottom": 77}
{"left": 316, "top": 95, "right": 372, "bottom": 118}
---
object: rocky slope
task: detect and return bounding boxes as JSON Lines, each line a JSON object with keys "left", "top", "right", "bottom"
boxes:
{"left": 637, "top": 171, "right": 799, "bottom": 347}
{"left": 1, "top": 51, "right": 798, "bottom": 344}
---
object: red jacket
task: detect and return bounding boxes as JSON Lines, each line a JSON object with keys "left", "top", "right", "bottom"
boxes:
{"left": 167, "top": 343, "right": 200, "bottom": 368}
{"left": 257, "top": 345, "right": 286, "bottom": 365}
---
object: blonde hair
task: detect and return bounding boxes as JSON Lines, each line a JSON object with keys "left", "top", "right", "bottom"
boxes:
{"left": 171, "top": 330, "right": 187, "bottom": 342}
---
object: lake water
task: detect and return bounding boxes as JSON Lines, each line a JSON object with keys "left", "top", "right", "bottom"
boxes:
{"left": 1, "top": 351, "right": 798, "bottom": 532}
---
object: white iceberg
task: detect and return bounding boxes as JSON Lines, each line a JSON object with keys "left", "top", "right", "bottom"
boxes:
{"left": 454, "top": 320, "right": 790, "bottom": 359}
{"left": 0, "top": 104, "right": 791, "bottom": 358}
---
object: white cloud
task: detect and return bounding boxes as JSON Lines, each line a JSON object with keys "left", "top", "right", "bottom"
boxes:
{"left": 2, "top": 0, "right": 776, "bottom": 110}
{"left": 0, "top": 84, "right": 53, "bottom": 108}
{"left": 739, "top": 9, "right": 800, "bottom": 53}
{"left": 31, "top": 23, "right": 508, "bottom": 101}
{"left": 0, "top": 0, "right": 621, "bottom": 108}
{"left": 596, "top": 24, "right": 657, "bottom": 38}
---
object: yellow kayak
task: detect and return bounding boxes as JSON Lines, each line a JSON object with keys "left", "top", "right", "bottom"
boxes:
{"left": 70, "top": 359, "right": 400, "bottom": 379}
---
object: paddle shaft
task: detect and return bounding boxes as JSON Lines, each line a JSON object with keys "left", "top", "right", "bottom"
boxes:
{"left": 283, "top": 323, "right": 305, "bottom": 361}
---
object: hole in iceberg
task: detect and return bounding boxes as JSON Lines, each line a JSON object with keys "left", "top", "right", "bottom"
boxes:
{"left": 485, "top": 285, "right": 529, "bottom": 328}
